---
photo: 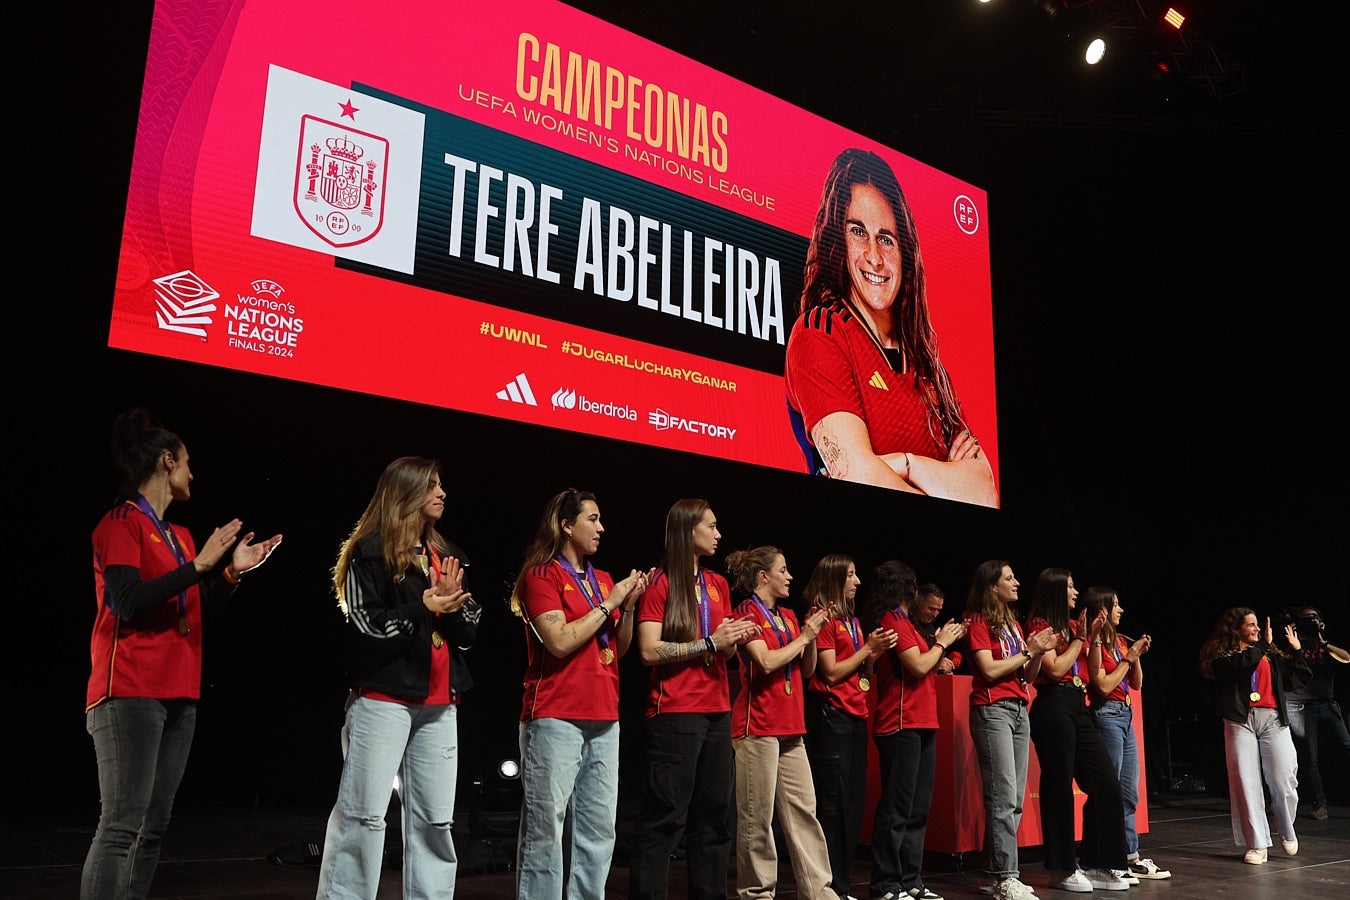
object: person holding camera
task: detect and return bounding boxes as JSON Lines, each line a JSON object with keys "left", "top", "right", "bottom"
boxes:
{"left": 1282, "top": 607, "right": 1350, "bottom": 820}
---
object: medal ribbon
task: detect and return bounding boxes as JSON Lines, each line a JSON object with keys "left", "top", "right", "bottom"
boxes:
{"left": 424, "top": 544, "right": 447, "bottom": 651}
{"left": 696, "top": 568, "right": 712, "bottom": 640}
{"left": 132, "top": 496, "right": 188, "bottom": 622}
{"left": 1111, "top": 643, "right": 1130, "bottom": 698}
{"left": 750, "top": 593, "right": 794, "bottom": 692}
{"left": 1250, "top": 660, "right": 1261, "bottom": 697}
{"left": 557, "top": 556, "right": 610, "bottom": 651}
{"left": 843, "top": 615, "right": 862, "bottom": 653}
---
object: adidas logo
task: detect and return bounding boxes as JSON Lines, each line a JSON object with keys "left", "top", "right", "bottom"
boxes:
{"left": 868, "top": 371, "right": 888, "bottom": 391}
{"left": 497, "top": 373, "right": 538, "bottom": 406}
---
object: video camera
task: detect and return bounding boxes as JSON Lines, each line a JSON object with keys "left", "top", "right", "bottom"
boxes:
{"left": 1275, "top": 607, "right": 1325, "bottom": 645}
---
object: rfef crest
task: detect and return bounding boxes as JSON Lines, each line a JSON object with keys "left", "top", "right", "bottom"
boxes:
{"left": 292, "top": 115, "right": 388, "bottom": 248}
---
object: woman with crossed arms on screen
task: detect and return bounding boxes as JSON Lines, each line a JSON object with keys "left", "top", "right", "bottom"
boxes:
{"left": 784, "top": 147, "right": 996, "bottom": 506}
{"left": 509, "top": 488, "right": 653, "bottom": 899}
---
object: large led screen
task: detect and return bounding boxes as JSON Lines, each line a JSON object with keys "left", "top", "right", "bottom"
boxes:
{"left": 110, "top": 0, "right": 1000, "bottom": 507}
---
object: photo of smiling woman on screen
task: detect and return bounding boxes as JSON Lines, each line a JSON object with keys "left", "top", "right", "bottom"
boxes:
{"left": 785, "top": 148, "right": 996, "bottom": 507}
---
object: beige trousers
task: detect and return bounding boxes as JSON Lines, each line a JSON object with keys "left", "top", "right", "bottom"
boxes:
{"left": 732, "top": 733, "right": 841, "bottom": 900}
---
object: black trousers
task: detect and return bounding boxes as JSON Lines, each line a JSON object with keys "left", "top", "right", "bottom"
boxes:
{"left": 1028, "top": 683, "right": 1128, "bottom": 873}
{"left": 628, "top": 712, "right": 734, "bottom": 900}
{"left": 805, "top": 695, "right": 869, "bottom": 896}
{"left": 871, "top": 727, "right": 936, "bottom": 895}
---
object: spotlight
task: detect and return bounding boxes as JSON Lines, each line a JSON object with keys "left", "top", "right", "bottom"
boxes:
{"left": 498, "top": 758, "right": 520, "bottom": 779}
{"left": 1085, "top": 37, "right": 1107, "bottom": 65}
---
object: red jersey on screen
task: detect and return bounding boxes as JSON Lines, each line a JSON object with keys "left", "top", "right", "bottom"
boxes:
{"left": 88, "top": 503, "right": 203, "bottom": 709}
{"left": 965, "top": 614, "right": 1032, "bottom": 707}
{"left": 519, "top": 560, "right": 620, "bottom": 722}
{"left": 807, "top": 614, "right": 869, "bottom": 719}
{"left": 785, "top": 300, "right": 948, "bottom": 459}
{"left": 732, "top": 599, "right": 806, "bottom": 737}
{"left": 640, "top": 568, "right": 735, "bottom": 716}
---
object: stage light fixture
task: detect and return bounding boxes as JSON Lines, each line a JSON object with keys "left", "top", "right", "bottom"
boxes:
{"left": 498, "top": 757, "right": 521, "bottom": 779}
{"left": 1164, "top": 8, "right": 1185, "bottom": 30}
{"left": 1085, "top": 37, "right": 1106, "bottom": 65}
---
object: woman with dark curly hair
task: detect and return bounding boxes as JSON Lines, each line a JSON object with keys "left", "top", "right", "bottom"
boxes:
{"left": 1198, "top": 606, "right": 1310, "bottom": 864}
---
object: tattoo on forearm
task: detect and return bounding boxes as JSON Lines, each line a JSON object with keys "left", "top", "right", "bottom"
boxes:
{"left": 655, "top": 640, "right": 701, "bottom": 662}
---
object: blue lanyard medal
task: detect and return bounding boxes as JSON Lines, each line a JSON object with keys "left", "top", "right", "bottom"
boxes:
{"left": 133, "top": 496, "right": 189, "bottom": 636}
{"left": 750, "top": 594, "right": 795, "bottom": 694}
{"left": 558, "top": 556, "right": 614, "bottom": 665}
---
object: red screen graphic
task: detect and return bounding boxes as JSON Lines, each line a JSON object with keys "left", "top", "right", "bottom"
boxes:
{"left": 110, "top": 0, "right": 999, "bottom": 506}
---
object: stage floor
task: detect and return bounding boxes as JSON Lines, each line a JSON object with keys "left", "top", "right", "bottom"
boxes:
{"left": 4, "top": 793, "right": 1346, "bottom": 898}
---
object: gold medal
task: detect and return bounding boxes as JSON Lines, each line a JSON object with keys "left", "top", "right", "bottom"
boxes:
{"left": 432, "top": 631, "right": 444, "bottom": 649}
{"left": 1250, "top": 691, "right": 1261, "bottom": 702}
{"left": 858, "top": 676, "right": 871, "bottom": 692}
{"left": 1125, "top": 694, "right": 1133, "bottom": 707}
{"left": 1072, "top": 676, "right": 1084, "bottom": 688}
{"left": 704, "top": 653, "right": 713, "bottom": 666}
{"left": 177, "top": 617, "right": 190, "bottom": 636}
{"left": 785, "top": 681, "right": 792, "bottom": 695}
{"left": 600, "top": 647, "right": 615, "bottom": 665}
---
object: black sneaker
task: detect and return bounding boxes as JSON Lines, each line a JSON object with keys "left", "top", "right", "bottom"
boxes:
{"left": 1312, "top": 803, "right": 1329, "bottom": 820}
{"left": 1127, "top": 858, "right": 1171, "bottom": 879}
{"left": 907, "top": 888, "right": 944, "bottom": 900}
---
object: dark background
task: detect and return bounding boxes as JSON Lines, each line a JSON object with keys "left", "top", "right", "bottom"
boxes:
{"left": 17, "top": 0, "right": 1349, "bottom": 819}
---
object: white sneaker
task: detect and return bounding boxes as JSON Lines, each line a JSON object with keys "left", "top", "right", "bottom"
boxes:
{"left": 1280, "top": 836, "right": 1298, "bottom": 856}
{"left": 1083, "top": 868, "right": 1130, "bottom": 890}
{"left": 1243, "top": 847, "right": 1267, "bottom": 864}
{"left": 1112, "top": 868, "right": 1140, "bottom": 886}
{"left": 993, "top": 877, "right": 1038, "bottom": 900}
{"left": 1049, "top": 869, "right": 1093, "bottom": 893}
{"left": 1127, "top": 858, "right": 1171, "bottom": 880}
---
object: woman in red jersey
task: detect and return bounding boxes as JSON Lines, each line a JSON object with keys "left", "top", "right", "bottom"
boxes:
{"left": 84, "top": 408, "right": 281, "bottom": 900}
{"left": 961, "top": 560, "right": 1056, "bottom": 900}
{"left": 1082, "top": 585, "right": 1172, "bottom": 881}
{"left": 861, "top": 560, "right": 966, "bottom": 900}
{"left": 510, "top": 488, "right": 652, "bottom": 898}
{"left": 1025, "top": 569, "right": 1129, "bottom": 894}
{"left": 627, "top": 499, "right": 760, "bottom": 900}
{"left": 805, "top": 553, "right": 896, "bottom": 900}
{"left": 725, "top": 545, "right": 834, "bottom": 900}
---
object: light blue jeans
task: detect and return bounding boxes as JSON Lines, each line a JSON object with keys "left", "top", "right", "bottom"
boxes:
{"left": 82, "top": 698, "right": 197, "bottom": 900}
{"left": 1093, "top": 699, "right": 1140, "bottom": 859}
{"left": 516, "top": 718, "right": 620, "bottom": 900}
{"left": 316, "top": 695, "right": 459, "bottom": 900}
{"left": 1223, "top": 708, "right": 1299, "bottom": 850}
{"left": 970, "top": 700, "right": 1030, "bottom": 879}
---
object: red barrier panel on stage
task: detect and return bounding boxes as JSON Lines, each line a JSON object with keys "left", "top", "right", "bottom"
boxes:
{"left": 861, "top": 675, "right": 1148, "bottom": 855}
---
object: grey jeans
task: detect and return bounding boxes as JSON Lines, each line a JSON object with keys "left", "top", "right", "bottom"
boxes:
{"left": 82, "top": 698, "right": 197, "bottom": 900}
{"left": 970, "top": 699, "right": 1030, "bottom": 879}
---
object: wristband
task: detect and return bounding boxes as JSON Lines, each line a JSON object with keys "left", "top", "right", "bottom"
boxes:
{"left": 223, "top": 565, "right": 241, "bottom": 585}
{"left": 935, "top": 642, "right": 947, "bottom": 653}
{"left": 1022, "top": 648, "right": 1034, "bottom": 660}
{"left": 705, "top": 635, "right": 717, "bottom": 654}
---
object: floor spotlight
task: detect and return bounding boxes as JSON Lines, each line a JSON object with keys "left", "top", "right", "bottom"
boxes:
{"left": 1084, "top": 37, "right": 1106, "bottom": 65}
{"left": 498, "top": 757, "right": 520, "bottom": 780}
